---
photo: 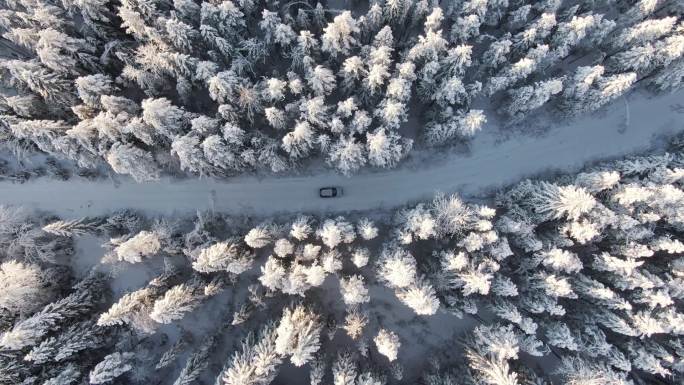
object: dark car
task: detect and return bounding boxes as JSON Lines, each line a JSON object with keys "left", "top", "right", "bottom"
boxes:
{"left": 319, "top": 187, "right": 342, "bottom": 198}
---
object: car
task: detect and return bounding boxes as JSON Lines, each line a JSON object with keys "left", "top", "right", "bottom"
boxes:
{"left": 319, "top": 187, "right": 342, "bottom": 198}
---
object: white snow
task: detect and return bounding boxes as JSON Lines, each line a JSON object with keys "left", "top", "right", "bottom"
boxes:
{"left": 1, "top": 90, "right": 682, "bottom": 216}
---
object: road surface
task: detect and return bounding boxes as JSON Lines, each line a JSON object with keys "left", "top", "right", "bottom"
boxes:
{"left": 1, "top": 90, "right": 683, "bottom": 217}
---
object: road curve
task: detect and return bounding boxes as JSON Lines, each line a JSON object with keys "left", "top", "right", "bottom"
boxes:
{"left": 1, "top": 90, "right": 683, "bottom": 217}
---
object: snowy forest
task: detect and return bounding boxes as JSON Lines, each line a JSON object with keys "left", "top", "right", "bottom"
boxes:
{"left": 1, "top": 0, "right": 684, "bottom": 384}
{"left": 1, "top": 137, "right": 684, "bottom": 385}
{"left": 0, "top": 0, "right": 683, "bottom": 180}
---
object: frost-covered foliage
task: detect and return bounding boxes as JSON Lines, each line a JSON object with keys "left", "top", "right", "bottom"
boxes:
{"left": 0, "top": 272, "right": 120, "bottom": 385}
{"left": 219, "top": 323, "right": 282, "bottom": 385}
{"left": 3, "top": 145, "right": 684, "bottom": 384}
{"left": 340, "top": 275, "right": 370, "bottom": 306}
{"left": 0, "top": 205, "right": 75, "bottom": 264}
{"left": 480, "top": 149, "right": 684, "bottom": 383}
{"left": 0, "top": 274, "right": 105, "bottom": 350}
{"left": 374, "top": 328, "right": 400, "bottom": 362}
{"left": 89, "top": 352, "right": 134, "bottom": 384}
{"left": 192, "top": 240, "right": 254, "bottom": 274}
{"left": 1, "top": 0, "right": 678, "bottom": 180}
{"left": 0, "top": 260, "right": 48, "bottom": 314}
{"left": 113, "top": 230, "right": 161, "bottom": 263}
{"left": 149, "top": 282, "right": 202, "bottom": 324}
{"left": 275, "top": 305, "right": 321, "bottom": 366}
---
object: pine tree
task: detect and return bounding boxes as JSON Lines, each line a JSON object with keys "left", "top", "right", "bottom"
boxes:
{"left": 500, "top": 78, "right": 563, "bottom": 121}
{"left": 340, "top": 275, "right": 370, "bottom": 306}
{"left": 273, "top": 238, "right": 294, "bottom": 258}
{"left": 540, "top": 248, "right": 583, "bottom": 274}
{"left": 192, "top": 240, "right": 254, "bottom": 274}
{"left": 173, "top": 335, "right": 215, "bottom": 385}
{"left": 290, "top": 216, "right": 313, "bottom": 241}
{"left": 397, "top": 278, "right": 440, "bottom": 315}
{"left": 555, "top": 355, "right": 631, "bottom": 385}
{"left": 25, "top": 319, "right": 106, "bottom": 364}
{"left": 316, "top": 217, "right": 355, "bottom": 249}
{"left": 42, "top": 362, "right": 81, "bottom": 385}
{"left": 425, "top": 109, "right": 486, "bottom": 145}
{"left": 89, "top": 352, "right": 134, "bottom": 384}
{"left": 366, "top": 128, "right": 412, "bottom": 169}
{"left": 545, "top": 322, "right": 579, "bottom": 351}
{"left": 321, "top": 11, "right": 359, "bottom": 58}
{"left": 0, "top": 260, "right": 48, "bottom": 315}
{"left": 114, "top": 230, "right": 161, "bottom": 263}
{"left": 282, "top": 121, "right": 316, "bottom": 159}
{"left": 244, "top": 224, "right": 273, "bottom": 249}
{"left": 465, "top": 348, "right": 518, "bottom": 385}
{"left": 550, "top": 14, "right": 608, "bottom": 60}
{"left": 172, "top": 134, "right": 213, "bottom": 176}
{"left": 309, "top": 355, "right": 327, "bottom": 385}
{"left": 615, "top": 16, "right": 678, "bottom": 47}
{"left": 275, "top": 305, "right": 322, "bottom": 367}
{"left": 97, "top": 287, "right": 155, "bottom": 328}
{"left": 75, "top": 74, "right": 114, "bottom": 107}
{"left": 396, "top": 203, "right": 437, "bottom": 241}
{"left": 220, "top": 323, "right": 282, "bottom": 385}
{"left": 141, "top": 97, "right": 189, "bottom": 139}
{"left": 1, "top": 60, "right": 76, "bottom": 107}
{"left": 623, "top": 0, "right": 660, "bottom": 24}
{"left": 343, "top": 310, "right": 368, "bottom": 340}
{"left": 374, "top": 329, "right": 400, "bottom": 362}
{"left": 332, "top": 352, "right": 357, "bottom": 385}
{"left": 106, "top": 143, "right": 161, "bottom": 183}
{"left": 351, "top": 247, "right": 370, "bottom": 268}
{"left": 0, "top": 276, "right": 101, "bottom": 349}
{"left": 202, "top": 135, "right": 245, "bottom": 173}
{"left": 156, "top": 335, "right": 189, "bottom": 369}
{"left": 259, "top": 256, "right": 286, "bottom": 292}
{"left": 649, "top": 59, "right": 684, "bottom": 92}
{"left": 149, "top": 283, "right": 202, "bottom": 324}
{"left": 526, "top": 182, "right": 597, "bottom": 221}
{"left": 42, "top": 217, "right": 101, "bottom": 237}
{"left": 308, "top": 65, "right": 337, "bottom": 96}
{"left": 376, "top": 247, "right": 417, "bottom": 289}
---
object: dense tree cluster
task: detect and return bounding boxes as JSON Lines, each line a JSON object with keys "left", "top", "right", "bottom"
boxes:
{"left": 0, "top": 208, "right": 187, "bottom": 385}
{"left": 1, "top": 0, "right": 682, "bottom": 180}
{"left": 1, "top": 141, "right": 683, "bottom": 383}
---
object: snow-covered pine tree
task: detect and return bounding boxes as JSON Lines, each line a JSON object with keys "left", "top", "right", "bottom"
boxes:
{"left": 24, "top": 319, "right": 107, "bottom": 364}
{"left": 114, "top": 230, "right": 161, "bottom": 263}
{"left": 500, "top": 78, "right": 563, "bottom": 121}
{"left": 332, "top": 352, "right": 358, "bottom": 385}
{"left": 374, "top": 329, "right": 400, "bottom": 362}
{"left": 316, "top": 217, "right": 355, "bottom": 249}
{"left": 192, "top": 240, "right": 254, "bottom": 274}
{"left": 376, "top": 246, "right": 417, "bottom": 288}
{"left": 42, "top": 217, "right": 101, "bottom": 237}
{"left": 397, "top": 277, "right": 440, "bottom": 315}
{"left": 42, "top": 363, "right": 81, "bottom": 385}
{"left": 89, "top": 351, "right": 134, "bottom": 384}
{"left": 0, "top": 274, "right": 104, "bottom": 350}
{"left": 106, "top": 143, "right": 161, "bottom": 182}
{"left": 173, "top": 334, "right": 215, "bottom": 385}
{"left": 0, "top": 260, "right": 49, "bottom": 315}
{"left": 220, "top": 322, "right": 282, "bottom": 385}
{"left": 149, "top": 282, "right": 203, "bottom": 324}
{"left": 244, "top": 224, "right": 274, "bottom": 249}
{"left": 275, "top": 305, "right": 322, "bottom": 367}
{"left": 340, "top": 275, "right": 370, "bottom": 306}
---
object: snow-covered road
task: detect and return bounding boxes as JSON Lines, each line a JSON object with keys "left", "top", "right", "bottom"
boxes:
{"left": 2, "top": 90, "right": 683, "bottom": 217}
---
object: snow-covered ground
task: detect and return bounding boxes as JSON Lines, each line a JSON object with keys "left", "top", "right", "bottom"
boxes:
{"left": 2, "top": 89, "right": 683, "bottom": 217}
